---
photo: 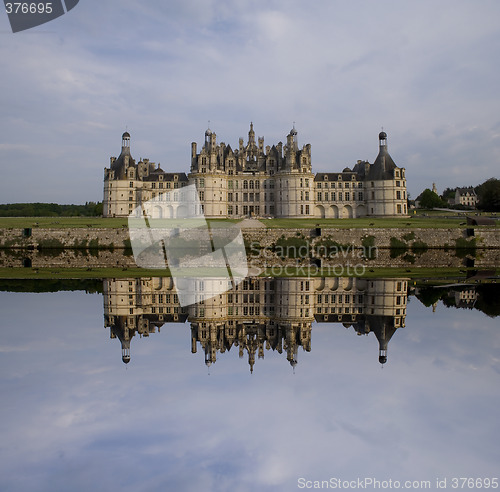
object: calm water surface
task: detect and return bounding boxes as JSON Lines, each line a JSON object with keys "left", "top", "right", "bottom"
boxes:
{"left": 0, "top": 279, "right": 498, "bottom": 492}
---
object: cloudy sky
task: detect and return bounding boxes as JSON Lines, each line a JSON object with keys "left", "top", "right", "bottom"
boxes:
{"left": 1, "top": 0, "right": 499, "bottom": 204}
{"left": 0, "top": 286, "right": 499, "bottom": 491}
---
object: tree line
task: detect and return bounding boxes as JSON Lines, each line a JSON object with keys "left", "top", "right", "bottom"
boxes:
{"left": 418, "top": 178, "right": 500, "bottom": 212}
{"left": 0, "top": 202, "right": 103, "bottom": 217}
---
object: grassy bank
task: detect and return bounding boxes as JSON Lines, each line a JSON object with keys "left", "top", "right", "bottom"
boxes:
{"left": 0, "top": 217, "right": 240, "bottom": 229}
{"left": 259, "top": 217, "right": 497, "bottom": 229}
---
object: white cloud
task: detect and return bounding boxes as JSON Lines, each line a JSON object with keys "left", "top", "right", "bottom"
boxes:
{"left": 0, "top": 0, "right": 499, "bottom": 202}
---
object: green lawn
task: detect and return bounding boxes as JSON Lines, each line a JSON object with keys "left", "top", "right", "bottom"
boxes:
{"left": 0, "top": 266, "right": 490, "bottom": 280}
{"left": 259, "top": 217, "right": 470, "bottom": 229}
{"left": 0, "top": 214, "right": 497, "bottom": 230}
{"left": 0, "top": 217, "right": 129, "bottom": 229}
{"left": 0, "top": 217, "right": 240, "bottom": 229}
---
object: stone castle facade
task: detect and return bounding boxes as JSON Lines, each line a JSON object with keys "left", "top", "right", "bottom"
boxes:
{"left": 103, "top": 124, "right": 408, "bottom": 219}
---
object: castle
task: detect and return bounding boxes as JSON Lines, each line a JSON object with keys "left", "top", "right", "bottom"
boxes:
{"left": 103, "top": 124, "right": 408, "bottom": 219}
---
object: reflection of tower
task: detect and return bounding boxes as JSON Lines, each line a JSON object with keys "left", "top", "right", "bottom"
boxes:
{"left": 275, "top": 278, "right": 313, "bottom": 370}
{"left": 104, "top": 278, "right": 186, "bottom": 364}
{"left": 355, "top": 278, "right": 408, "bottom": 364}
{"left": 110, "top": 319, "right": 131, "bottom": 364}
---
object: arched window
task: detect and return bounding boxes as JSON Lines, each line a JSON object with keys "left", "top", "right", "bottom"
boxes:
{"left": 243, "top": 180, "right": 249, "bottom": 189}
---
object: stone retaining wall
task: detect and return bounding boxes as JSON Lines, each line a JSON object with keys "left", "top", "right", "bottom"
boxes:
{"left": 0, "top": 226, "right": 498, "bottom": 270}
{"left": 0, "top": 226, "right": 499, "bottom": 249}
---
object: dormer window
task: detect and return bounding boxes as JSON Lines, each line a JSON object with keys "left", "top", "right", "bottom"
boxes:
{"left": 338, "top": 175, "right": 342, "bottom": 180}
{"left": 323, "top": 175, "right": 328, "bottom": 181}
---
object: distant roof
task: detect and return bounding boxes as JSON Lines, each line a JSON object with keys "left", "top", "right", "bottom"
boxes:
{"left": 457, "top": 187, "right": 476, "bottom": 196}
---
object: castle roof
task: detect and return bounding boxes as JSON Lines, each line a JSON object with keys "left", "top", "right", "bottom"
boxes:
{"left": 142, "top": 171, "right": 188, "bottom": 182}
{"left": 367, "top": 146, "right": 397, "bottom": 180}
{"left": 314, "top": 172, "right": 360, "bottom": 182}
{"left": 110, "top": 150, "right": 136, "bottom": 180}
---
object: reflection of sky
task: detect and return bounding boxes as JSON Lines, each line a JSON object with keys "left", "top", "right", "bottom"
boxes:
{"left": 0, "top": 291, "right": 499, "bottom": 491}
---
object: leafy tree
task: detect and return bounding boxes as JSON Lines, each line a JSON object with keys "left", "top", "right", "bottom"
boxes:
{"left": 441, "top": 187, "right": 456, "bottom": 202}
{"left": 0, "top": 202, "right": 104, "bottom": 217}
{"left": 418, "top": 189, "right": 447, "bottom": 209}
{"left": 476, "top": 178, "right": 500, "bottom": 212}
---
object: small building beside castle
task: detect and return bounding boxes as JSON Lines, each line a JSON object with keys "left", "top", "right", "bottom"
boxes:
{"left": 453, "top": 187, "right": 477, "bottom": 208}
{"left": 103, "top": 125, "right": 408, "bottom": 218}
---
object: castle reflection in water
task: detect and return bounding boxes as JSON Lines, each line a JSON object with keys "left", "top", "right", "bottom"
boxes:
{"left": 104, "top": 277, "right": 408, "bottom": 371}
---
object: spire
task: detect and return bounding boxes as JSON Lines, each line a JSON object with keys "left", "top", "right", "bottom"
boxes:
{"left": 121, "top": 131, "right": 131, "bottom": 154}
{"left": 379, "top": 128, "right": 387, "bottom": 150}
{"left": 248, "top": 122, "right": 256, "bottom": 146}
